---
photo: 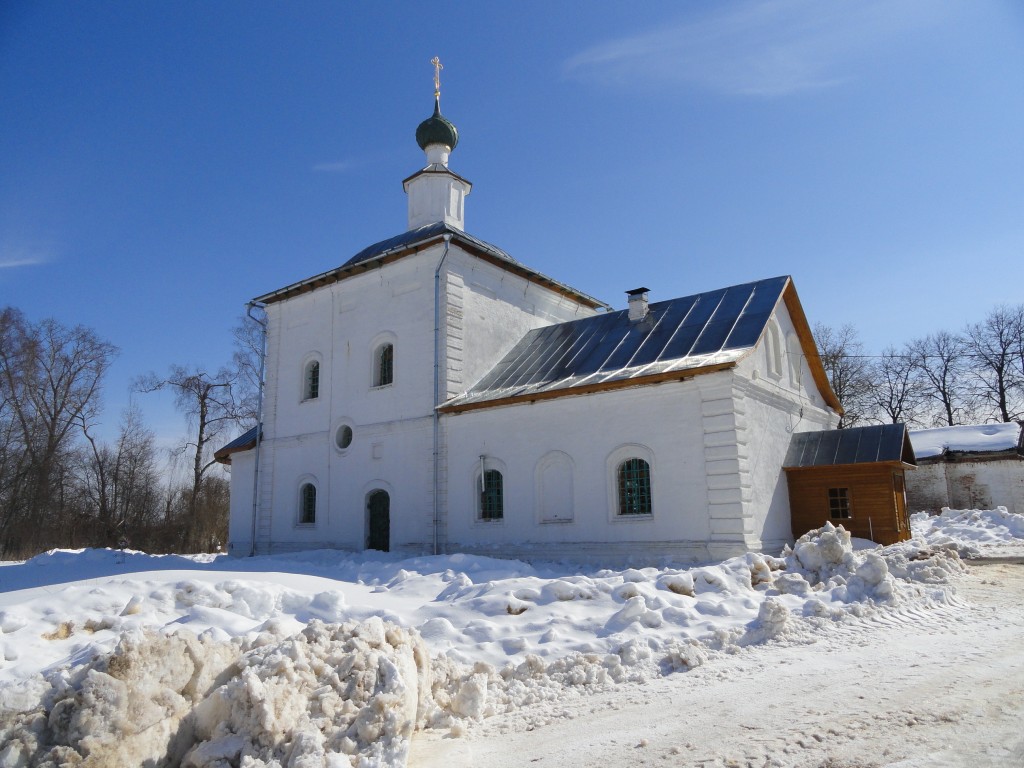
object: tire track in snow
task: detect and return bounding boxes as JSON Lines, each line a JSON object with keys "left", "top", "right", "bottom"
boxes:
{"left": 410, "top": 565, "right": 1024, "bottom": 768}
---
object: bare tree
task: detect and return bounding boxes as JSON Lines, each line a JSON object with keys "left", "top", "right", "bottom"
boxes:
{"left": 963, "top": 305, "right": 1024, "bottom": 422}
{"left": 813, "top": 322, "right": 876, "bottom": 428}
{"left": 907, "top": 331, "right": 974, "bottom": 426}
{"left": 0, "top": 307, "right": 116, "bottom": 557}
{"left": 230, "top": 312, "right": 265, "bottom": 428}
{"left": 871, "top": 345, "right": 925, "bottom": 425}
{"left": 79, "top": 404, "right": 165, "bottom": 549}
{"left": 137, "top": 365, "right": 239, "bottom": 551}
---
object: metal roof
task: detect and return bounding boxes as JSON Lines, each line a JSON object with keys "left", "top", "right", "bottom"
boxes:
{"left": 784, "top": 424, "right": 916, "bottom": 469}
{"left": 341, "top": 221, "right": 507, "bottom": 269}
{"left": 214, "top": 424, "right": 260, "bottom": 465}
{"left": 444, "top": 276, "right": 791, "bottom": 410}
{"left": 256, "top": 222, "right": 608, "bottom": 309}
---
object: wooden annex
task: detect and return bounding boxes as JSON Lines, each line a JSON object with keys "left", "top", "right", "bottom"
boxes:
{"left": 784, "top": 424, "right": 917, "bottom": 546}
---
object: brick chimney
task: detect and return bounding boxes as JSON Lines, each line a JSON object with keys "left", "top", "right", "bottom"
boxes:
{"left": 627, "top": 288, "right": 650, "bottom": 322}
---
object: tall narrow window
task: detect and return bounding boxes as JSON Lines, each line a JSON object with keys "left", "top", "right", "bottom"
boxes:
{"left": 299, "top": 483, "right": 317, "bottom": 524}
{"left": 786, "top": 332, "right": 802, "bottom": 387}
{"left": 828, "top": 487, "right": 851, "bottom": 519}
{"left": 479, "top": 469, "right": 503, "bottom": 521}
{"left": 766, "top": 322, "right": 783, "bottom": 379}
{"left": 617, "top": 458, "right": 652, "bottom": 516}
{"left": 375, "top": 343, "right": 394, "bottom": 387}
{"left": 304, "top": 361, "right": 320, "bottom": 400}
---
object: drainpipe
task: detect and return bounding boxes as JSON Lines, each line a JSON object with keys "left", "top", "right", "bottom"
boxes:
{"left": 432, "top": 234, "right": 452, "bottom": 555}
{"left": 246, "top": 301, "right": 268, "bottom": 557}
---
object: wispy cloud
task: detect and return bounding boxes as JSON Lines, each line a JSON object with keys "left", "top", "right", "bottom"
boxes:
{"left": 312, "top": 160, "right": 354, "bottom": 173}
{"left": 564, "top": 0, "right": 940, "bottom": 97}
{"left": 0, "top": 255, "right": 47, "bottom": 269}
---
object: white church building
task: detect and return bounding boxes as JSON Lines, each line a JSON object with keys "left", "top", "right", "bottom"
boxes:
{"left": 216, "top": 87, "right": 847, "bottom": 564}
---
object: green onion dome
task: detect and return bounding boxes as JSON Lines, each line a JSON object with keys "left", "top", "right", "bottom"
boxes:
{"left": 416, "top": 98, "right": 459, "bottom": 151}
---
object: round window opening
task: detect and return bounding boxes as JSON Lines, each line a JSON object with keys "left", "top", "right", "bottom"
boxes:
{"left": 336, "top": 425, "right": 353, "bottom": 450}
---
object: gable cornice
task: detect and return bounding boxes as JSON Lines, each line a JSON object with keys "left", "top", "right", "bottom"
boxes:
{"left": 252, "top": 229, "right": 609, "bottom": 310}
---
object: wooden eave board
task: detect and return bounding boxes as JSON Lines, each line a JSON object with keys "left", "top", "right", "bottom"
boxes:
{"left": 439, "top": 361, "right": 736, "bottom": 414}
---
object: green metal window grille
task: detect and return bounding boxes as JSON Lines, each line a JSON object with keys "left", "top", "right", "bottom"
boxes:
{"left": 378, "top": 344, "right": 394, "bottom": 387}
{"left": 618, "top": 458, "right": 652, "bottom": 515}
{"left": 305, "top": 361, "right": 319, "bottom": 400}
{"left": 828, "top": 487, "right": 851, "bottom": 519}
{"left": 480, "top": 469, "right": 503, "bottom": 520}
{"left": 300, "top": 483, "right": 316, "bottom": 524}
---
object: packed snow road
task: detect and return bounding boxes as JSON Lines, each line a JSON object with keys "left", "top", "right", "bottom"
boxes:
{"left": 410, "top": 562, "right": 1024, "bottom": 768}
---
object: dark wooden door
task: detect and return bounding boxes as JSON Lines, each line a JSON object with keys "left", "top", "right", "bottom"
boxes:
{"left": 367, "top": 490, "right": 390, "bottom": 552}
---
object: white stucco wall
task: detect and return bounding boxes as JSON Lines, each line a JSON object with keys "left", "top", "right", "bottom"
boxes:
{"left": 449, "top": 251, "right": 597, "bottom": 392}
{"left": 227, "top": 240, "right": 600, "bottom": 555}
{"left": 440, "top": 298, "right": 838, "bottom": 565}
{"left": 225, "top": 450, "right": 255, "bottom": 556}
{"left": 226, "top": 255, "right": 840, "bottom": 564}
{"left": 731, "top": 304, "right": 839, "bottom": 553}
{"left": 444, "top": 378, "right": 713, "bottom": 564}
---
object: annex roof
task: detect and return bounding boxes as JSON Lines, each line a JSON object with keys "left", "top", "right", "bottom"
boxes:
{"left": 214, "top": 424, "right": 260, "bottom": 465}
{"left": 784, "top": 423, "right": 916, "bottom": 469}
{"left": 253, "top": 222, "right": 608, "bottom": 310}
{"left": 441, "top": 276, "right": 842, "bottom": 414}
{"left": 909, "top": 422, "right": 1024, "bottom": 460}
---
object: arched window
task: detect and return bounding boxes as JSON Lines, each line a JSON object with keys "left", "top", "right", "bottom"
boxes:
{"left": 479, "top": 469, "right": 503, "bottom": 521}
{"left": 374, "top": 343, "right": 394, "bottom": 387}
{"left": 617, "top": 458, "right": 652, "bottom": 516}
{"left": 299, "top": 482, "right": 317, "bottom": 524}
{"left": 303, "top": 360, "right": 320, "bottom": 400}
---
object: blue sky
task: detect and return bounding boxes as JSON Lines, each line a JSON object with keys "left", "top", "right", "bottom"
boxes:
{"left": 2, "top": 1, "right": 1023, "bottom": 447}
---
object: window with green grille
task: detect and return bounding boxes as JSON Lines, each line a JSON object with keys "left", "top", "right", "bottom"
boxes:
{"left": 480, "top": 469, "right": 503, "bottom": 521}
{"left": 617, "top": 458, "right": 652, "bottom": 515}
{"left": 304, "top": 361, "right": 319, "bottom": 400}
{"left": 828, "top": 487, "right": 851, "bottom": 519}
{"left": 299, "top": 483, "right": 316, "bottom": 524}
{"left": 376, "top": 343, "right": 393, "bottom": 387}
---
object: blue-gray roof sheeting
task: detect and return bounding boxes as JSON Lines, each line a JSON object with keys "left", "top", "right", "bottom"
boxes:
{"left": 214, "top": 424, "right": 261, "bottom": 463}
{"left": 342, "top": 222, "right": 517, "bottom": 269}
{"left": 784, "top": 424, "right": 916, "bottom": 468}
{"left": 446, "top": 276, "right": 791, "bottom": 407}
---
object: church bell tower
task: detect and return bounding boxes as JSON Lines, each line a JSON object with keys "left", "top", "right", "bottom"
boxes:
{"left": 403, "top": 57, "right": 472, "bottom": 231}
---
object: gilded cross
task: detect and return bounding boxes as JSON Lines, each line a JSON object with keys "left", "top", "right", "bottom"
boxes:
{"left": 431, "top": 56, "right": 443, "bottom": 99}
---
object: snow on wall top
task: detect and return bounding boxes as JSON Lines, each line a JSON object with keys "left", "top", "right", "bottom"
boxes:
{"left": 909, "top": 423, "right": 1023, "bottom": 459}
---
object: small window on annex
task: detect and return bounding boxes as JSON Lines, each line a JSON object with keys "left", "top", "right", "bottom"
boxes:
{"left": 828, "top": 487, "right": 851, "bottom": 519}
{"left": 617, "top": 458, "right": 652, "bottom": 516}
{"left": 479, "top": 469, "right": 504, "bottom": 521}
{"left": 374, "top": 343, "right": 394, "bottom": 387}
{"left": 303, "top": 360, "right": 320, "bottom": 400}
{"left": 299, "top": 483, "right": 317, "bottom": 525}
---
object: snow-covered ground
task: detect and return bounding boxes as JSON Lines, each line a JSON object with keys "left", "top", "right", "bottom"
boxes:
{"left": 1, "top": 509, "right": 1022, "bottom": 767}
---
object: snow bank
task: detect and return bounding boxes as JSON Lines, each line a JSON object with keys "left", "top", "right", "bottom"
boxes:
{"left": 911, "top": 506, "right": 1024, "bottom": 557}
{"left": 0, "top": 523, "right": 977, "bottom": 766}
{"left": 0, "top": 618, "right": 429, "bottom": 768}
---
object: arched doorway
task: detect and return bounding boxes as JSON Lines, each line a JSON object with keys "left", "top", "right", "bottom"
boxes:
{"left": 366, "top": 490, "right": 390, "bottom": 552}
